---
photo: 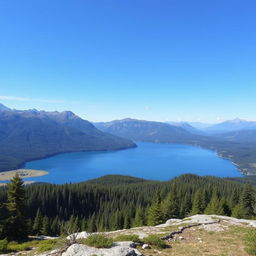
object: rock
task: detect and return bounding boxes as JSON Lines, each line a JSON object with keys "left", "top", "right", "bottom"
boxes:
{"left": 67, "top": 231, "right": 90, "bottom": 240}
{"left": 178, "top": 236, "right": 184, "bottom": 240}
{"left": 62, "top": 242, "right": 143, "bottom": 256}
{"left": 197, "top": 237, "right": 203, "bottom": 243}
{"left": 142, "top": 243, "right": 150, "bottom": 249}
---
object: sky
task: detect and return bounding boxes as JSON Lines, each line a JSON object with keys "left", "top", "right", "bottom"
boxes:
{"left": 0, "top": 0, "right": 255, "bottom": 123}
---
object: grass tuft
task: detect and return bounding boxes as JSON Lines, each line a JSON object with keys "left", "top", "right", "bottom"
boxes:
{"left": 81, "top": 234, "right": 113, "bottom": 248}
{"left": 143, "top": 234, "right": 167, "bottom": 249}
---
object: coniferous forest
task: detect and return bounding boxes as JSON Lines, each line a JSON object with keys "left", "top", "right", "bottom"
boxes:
{"left": 0, "top": 174, "right": 255, "bottom": 241}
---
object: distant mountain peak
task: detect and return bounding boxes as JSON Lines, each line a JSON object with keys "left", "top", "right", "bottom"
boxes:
{"left": 0, "top": 103, "right": 11, "bottom": 111}
{"left": 226, "top": 118, "right": 245, "bottom": 123}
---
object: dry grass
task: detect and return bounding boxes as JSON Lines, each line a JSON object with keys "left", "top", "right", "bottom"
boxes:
{"left": 141, "top": 225, "right": 250, "bottom": 256}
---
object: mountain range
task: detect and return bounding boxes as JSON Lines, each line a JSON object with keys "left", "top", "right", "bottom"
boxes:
{"left": 2, "top": 102, "right": 256, "bottom": 175}
{"left": 94, "top": 118, "right": 256, "bottom": 175}
{"left": 0, "top": 105, "right": 136, "bottom": 171}
{"left": 94, "top": 118, "right": 206, "bottom": 144}
{"left": 202, "top": 118, "right": 256, "bottom": 134}
{"left": 167, "top": 119, "right": 256, "bottom": 135}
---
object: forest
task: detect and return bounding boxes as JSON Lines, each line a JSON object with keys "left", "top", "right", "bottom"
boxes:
{"left": 0, "top": 174, "right": 255, "bottom": 240}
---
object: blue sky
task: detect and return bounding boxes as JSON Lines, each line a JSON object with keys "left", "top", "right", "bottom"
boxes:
{"left": 0, "top": 0, "right": 255, "bottom": 122}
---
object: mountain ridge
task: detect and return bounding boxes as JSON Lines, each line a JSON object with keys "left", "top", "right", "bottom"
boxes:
{"left": 0, "top": 104, "right": 136, "bottom": 171}
{"left": 94, "top": 118, "right": 207, "bottom": 144}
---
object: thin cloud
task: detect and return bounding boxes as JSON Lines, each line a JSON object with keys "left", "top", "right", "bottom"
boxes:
{"left": 0, "top": 95, "right": 65, "bottom": 103}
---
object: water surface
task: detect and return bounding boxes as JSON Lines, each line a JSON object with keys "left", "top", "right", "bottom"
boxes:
{"left": 24, "top": 142, "right": 241, "bottom": 184}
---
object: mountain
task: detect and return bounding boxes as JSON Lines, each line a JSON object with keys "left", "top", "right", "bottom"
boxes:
{"left": 0, "top": 105, "right": 136, "bottom": 171}
{"left": 204, "top": 118, "right": 256, "bottom": 134}
{"left": 94, "top": 118, "right": 206, "bottom": 143}
{"left": 187, "top": 122, "right": 212, "bottom": 129}
{"left": 0, "top": 103, "right": 11, "bottom": 111}
{"left": 217, "top": 129, "right": 256, "bottom": 143}
{"left": 167, "top": 121, "right": 205, "bottom": 135}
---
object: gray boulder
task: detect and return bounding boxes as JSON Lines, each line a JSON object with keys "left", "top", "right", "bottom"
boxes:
{"left": 62, "top": 242, "right": 143, "bottom": 256}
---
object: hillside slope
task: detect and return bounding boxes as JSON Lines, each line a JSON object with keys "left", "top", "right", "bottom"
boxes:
{"left": 204, "top": 118, "right": 256, "bottom": 134}
{"left": 32, "top": 214, "right": 255, "bottom": 256}
{"left": 217, "top": 129, "right": 256, "bottom": 143}
{"left": 95, "top": 118, "right": 256, "bottom": 175}
{"left": 0, "top": 106, "right": 136, "bottom": 171}
{"left": 94, "top": 118, "right": 207, "bottom": 144}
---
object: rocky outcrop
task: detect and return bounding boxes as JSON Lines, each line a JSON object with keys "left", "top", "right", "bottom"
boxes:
{"left": 62, "top": 242, "right": 143, "bottom": 256}
{"left": 36, "top": 214, "right": 256, "bottom": 256}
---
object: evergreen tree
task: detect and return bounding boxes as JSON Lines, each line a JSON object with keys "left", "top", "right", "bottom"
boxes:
{"left": 232, "top": 203, "right": 248, "bottom": 219}
{"left": 5, "top": 173, "right": 28, "bottom": 241}
{"left": 112, "top": 210, "right": 123, "bottom": 230}
{"left": 180, "top": 193, "right": 192, "bottom": 218}
{"left": 241, "top": 185, "right": 255, "bottom": 217}
{"left": 161, "top": 185, "right": 179, "bottom": 220}
{"left": 147, "top": 191, "right": 164, "bottom": 226}
{"left": 123, "top": 214, "right": 131, "bottom": 229}
{"left": 33, "top": 208, "right": 43, "bottom": 235}
{"left": 87, "top": 214, "right": 97, "bottom": 232}
{"left": 81, "top": 217, "right": 88, "bottom": 231}
{"left": 51, "top": 217, "right": 60, "bottom": 235}
{"left": 232, "top": 185, "right": 255, "bottom": 219}
{"left": 0, "top": 203, "right": 8, "bottom": 239}
{"left": 133, "top": 207, "right": 145, "bottom": 227}
{"left": 191, "top": 189, "right": 206, "bottom": 215}
{"left": 204, "top": 193, "right": 224, "bottom": 215}
{"left": 41, "top": 216, "right": 51, "bottom": 235}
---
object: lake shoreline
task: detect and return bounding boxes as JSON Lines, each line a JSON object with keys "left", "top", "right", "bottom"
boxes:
{"left": 0, "top": 144, "right": 138, "bottom": 173}
{"left": 23, "top": 142, "right": 242, "bottom": 184}
{"left": 0, "top": 169, "right": 48, "bottom": 182}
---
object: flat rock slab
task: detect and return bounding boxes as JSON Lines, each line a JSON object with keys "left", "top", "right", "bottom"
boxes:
{"left": 62, "top": 242, "right": 143, "bottom": 256}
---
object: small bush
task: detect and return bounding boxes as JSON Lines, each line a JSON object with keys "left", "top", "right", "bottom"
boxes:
{"left": 82, "top": 234, "right": 113, "bottom": 248}
{"left": 143, "top": 234, "right": 166, "bottom": 249}
{"left": 114, "top": 234, "right": 141, "bottom": 243}
{"left": 245, "top": 228, "right": 256, "bottom": 255}
{"left": 36, "top": 239, "right": 58, "bottom": 253}
{"left": 7, "top": 241, "right": 32, "bottom": 251}
{"left": 0, "top": 239, "right": 8, "bottom": 253}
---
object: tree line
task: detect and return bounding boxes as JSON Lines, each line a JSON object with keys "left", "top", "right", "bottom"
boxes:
{"left": 0, "top": 174, "right": 255, "bottom": 240}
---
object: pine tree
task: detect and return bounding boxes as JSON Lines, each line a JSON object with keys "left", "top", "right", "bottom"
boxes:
{"left": 41, "top": 216, "right": 51, "bottom": 235}
{"left": 204, "top": 193, "right": 224, "bottom": 215}
{"left": 133, "top": 207, "right": 145, "bottom": 227}
{"left": 123, "top": 214, "right": 131, "bottom": 229}
{"left": 33, "top": 208, "right": 43, "bottom": 235}
{"left": 51, "top": 217, "right": 60, "bottom": 235}
{"left": 87, "top": 214, "right": 97, "bottom": 232}
{"left": 0, "top": 203, "right": 8, "bottom": 239}
{"left": 5, "top": 173, "right": 28, "bottom": 241}
{"left": 180, "top": 193, "right": 192, "bottom": 218}
{"left": 241, "top": 185, "right": 255, "bottom": 217}
{"left": 161, "top": 185, "right": 179, "bottom": 220}
{"left": 81, "top": 217, "right": 87, "bottom": 231}
{"left": 232, "top": 203, "right": 248, "bottom": 219}
{"left": 191, "top": 189, "right": 206, "bottom": 215}
{"left": 232, "top": 185, "right": 255, "bottom": 219}
{"left": 147, "top": 191, "right": 164, "bottom": 226}
{"left": 112, "top": 210, "right": 123, "bottom": 230}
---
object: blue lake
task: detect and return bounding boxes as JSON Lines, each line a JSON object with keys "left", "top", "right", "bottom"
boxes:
{"left": 24, "top": 142, "right": 242, "bottom": 184}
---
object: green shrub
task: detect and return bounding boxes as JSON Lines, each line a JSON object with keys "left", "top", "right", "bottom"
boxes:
{"left": 7, "top": 241, "right": 32, "bottom": 251}
{"left": 143, "top": 234, "right": 166, "bottom": 249}
{"left": 245, "top": 228, "right": 256, "bottom": 255}
{"left": 82, "top": 234, "right": 113, "bottom": 248}
{"left": 114, "top": 234, "right": 141, "bottom": 243}
{"left": 0, "top": 239, "right": 8, "bottom": 253}
{"left": 36, "top": 239, "right": 58, "bottom": 253}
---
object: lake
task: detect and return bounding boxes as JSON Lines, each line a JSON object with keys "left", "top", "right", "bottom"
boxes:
{"left": 24, "top": 142, "right": 241, "bottom": 184}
